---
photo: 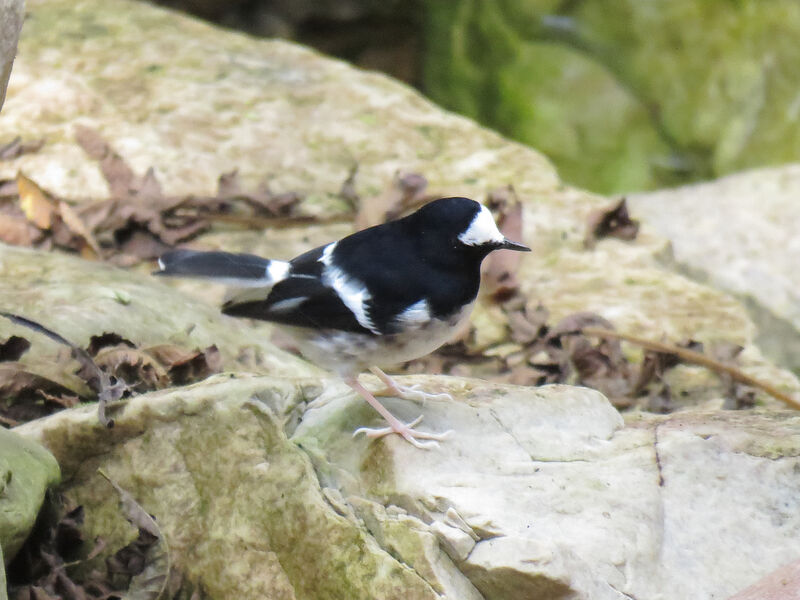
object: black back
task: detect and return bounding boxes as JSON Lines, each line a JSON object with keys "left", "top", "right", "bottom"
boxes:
{"left": 223, "top": 197, "right": 494, "bottom": 334}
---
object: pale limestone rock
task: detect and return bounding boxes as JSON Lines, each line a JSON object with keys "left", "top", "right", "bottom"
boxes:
{"left": 629, "top": 166, "right": 800, "bottom": 373}
{"left": 293, "top": 377, "right": 800, "bottom": 599}
{"left": 0, "top": 0, "right": 24, "bottom": 111}
{"left": 0, "top": 426, "right": 60, "bottom": 562}
{"left": 13, "top": 376, "right": 449, "bottom": 599}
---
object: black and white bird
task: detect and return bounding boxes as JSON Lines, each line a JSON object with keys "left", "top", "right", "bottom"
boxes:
{"left": 155, "top": 196, "right": 529, "bottom": 448}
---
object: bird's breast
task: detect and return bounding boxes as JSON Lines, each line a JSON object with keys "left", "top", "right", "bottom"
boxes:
{"left": 284, "top": 302, "right": 474, "bottom": 376}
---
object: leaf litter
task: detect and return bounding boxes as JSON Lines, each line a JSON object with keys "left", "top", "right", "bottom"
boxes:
{"left": 0, "top": 314, "right": 222, "bottom": 428}
{"left": 2, "top": 152, "right": 791, "bottom": 415}
{"left": 7, "top": 476, "right": 179, "bottom": 600}
{"left": 0, "top": 126, "right": 313, "bottom": 266}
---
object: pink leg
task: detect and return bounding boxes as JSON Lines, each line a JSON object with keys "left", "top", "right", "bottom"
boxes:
{"left": 345, "top": 376, "right": 453, "bottom": 449}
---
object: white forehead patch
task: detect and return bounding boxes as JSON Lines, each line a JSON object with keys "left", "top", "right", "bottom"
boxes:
{"left": 458, "top": 205, "right": 504, "bottom": 246}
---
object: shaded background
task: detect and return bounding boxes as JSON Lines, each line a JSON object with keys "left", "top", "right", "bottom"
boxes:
{"left": 146, "top": 0, "right": 800, "bottom": 195}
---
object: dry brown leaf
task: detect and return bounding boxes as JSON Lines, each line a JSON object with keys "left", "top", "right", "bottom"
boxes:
{"left": 73, "top": 125, "right": 107, "bottom": 160}
{"left": 0, "top": 363, "right": 81, "bottom": 403}
{"left": 507, "top": 308, "right": 545, "bottom": 345}
{"left": 17, "top": 172, "right": 57, "bottom": 229}
{"left": 145, "top": 344, "right": 222, "bottom": 385}
{"left": 211, "top": 170, "right": 301, "bottom": 217}
{"left": 482, "top": 186, "right": 526, "bottom": 301}
{"left": 584, "top": 198, "right": 639, "bottom": 249}
{"left": 75, "top": 125, "right": 136, "bottom": 198}
{"left": 59, "top": 200, "right": 102, "bottom": 256}
{"left": 93, "top": 344, "right": 168, "bottom": 389}
{"left": 87, "top": 332, "right": 136, "bottom": 356}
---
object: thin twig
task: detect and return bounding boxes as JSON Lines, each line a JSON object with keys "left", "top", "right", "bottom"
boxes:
{"left": 581, "top": 326, "right": 800, "bottom": 410}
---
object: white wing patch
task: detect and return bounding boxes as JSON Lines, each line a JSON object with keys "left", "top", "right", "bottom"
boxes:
{"left": 266, "top": 260, "right": 290, "bottom": 283}
{"left": 320, "top": 242, "right": 379, "bottom": 334}
{"left": 394, "top": 299, "right": 431, "bottom": 329}
{"left": 458, "top": 204, "right": 504, "bottom": 246}
{"left": 269, "top": 296, "right": 309, "bottom": 313}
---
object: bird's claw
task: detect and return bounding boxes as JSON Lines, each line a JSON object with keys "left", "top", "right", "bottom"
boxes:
{"left": 377, "top": 383, "right": 454, "bottom": 404}
{"left": 353, "top": 415, "right": 454, "bottom": 450}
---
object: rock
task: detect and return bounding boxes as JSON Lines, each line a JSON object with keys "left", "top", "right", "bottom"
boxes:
{"left": 0, "top": 0, "right": 24, "bottom": 111}
{"left": 12, "top": 375, "right": 466, "bottom": 599}
{"left": 0, "top": 243, "right": 318, "bottom": 402}
{"left": 2, "top": 0, "right": 797, "bottom": 410}
{"left": 295, "top": 376, "right": 800, "bottom": 599}
{"left": 0, "top": 426, "right": 60, "bottom": 562}
{"left": 629, "top": 165, "right": 800, "bottom": 374}
{"left": 13, "top": 374, "right": 800, "bottom": 599}
{"left": 424, "top": 1, "right": 800, "bottom": 193}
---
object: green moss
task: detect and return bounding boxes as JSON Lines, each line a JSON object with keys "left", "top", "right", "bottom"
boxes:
{"left": 423, "top": 0, "right": 800, "bottom": 193}
{"left": 0, "top": 428, "right": 61, "bottom": 561}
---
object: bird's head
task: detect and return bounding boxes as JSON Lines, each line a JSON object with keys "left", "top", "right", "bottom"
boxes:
{"left": 411, "top": 197, "right": 530, "bottom": 257}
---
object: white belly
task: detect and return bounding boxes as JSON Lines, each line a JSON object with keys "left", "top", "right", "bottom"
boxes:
{"left": 284, "top": 303, "right": 473, "bottom": 377}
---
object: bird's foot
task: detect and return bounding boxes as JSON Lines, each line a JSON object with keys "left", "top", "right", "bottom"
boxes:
{"left": 375, "top": 383, "right": 453, "bottom": 404}
{"left": 353, "top": 415, "right": 454, "bottom": 450}
{"left": 369, "top": 367, "right": 454, "bottom": 404}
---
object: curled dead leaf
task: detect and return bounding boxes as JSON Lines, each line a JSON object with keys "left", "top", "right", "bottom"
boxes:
{"left": 145, "top": 344, "right": 222, "bottom": 385}
{"left": 584, "top": 198, "right": 639, "bottom": 249}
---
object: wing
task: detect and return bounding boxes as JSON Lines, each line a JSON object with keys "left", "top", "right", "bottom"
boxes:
{"left": 221, "top": 245, "right": 373, "bottom": 334}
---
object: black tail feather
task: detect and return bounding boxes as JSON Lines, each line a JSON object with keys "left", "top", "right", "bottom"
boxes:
{"left": 155, "top": 250, "right": 276, "bottom": 282}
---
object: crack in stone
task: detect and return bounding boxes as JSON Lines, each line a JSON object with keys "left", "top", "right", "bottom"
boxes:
{"left": 654, "top": 423, "right": 665, "bottom": 487}
{"left": 488, "top": 408, "right": 592, "bottom": 463}
{"left": 608, "top": 581, "right": 640, "bottom": 599}
{"left": 652, "top": 422, "right": 667, "bottom": 566}
{"left": 489, "top": 408, "right": 537, "bottom": 462}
